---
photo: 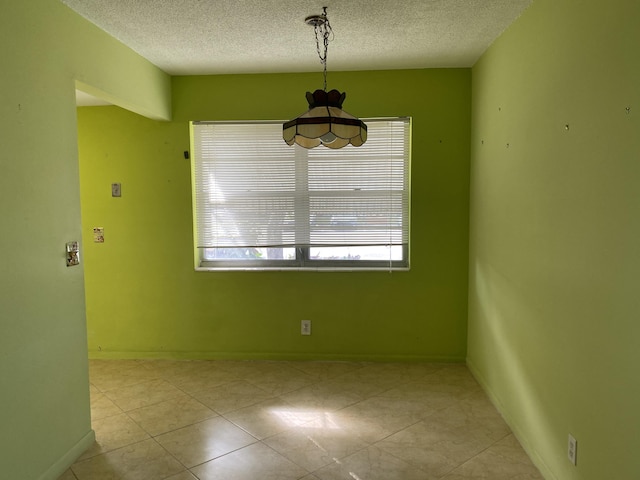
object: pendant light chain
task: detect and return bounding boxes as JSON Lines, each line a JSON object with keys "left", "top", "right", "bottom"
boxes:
{"left": 313, "top": 7, "right": 333, "bottom": 91}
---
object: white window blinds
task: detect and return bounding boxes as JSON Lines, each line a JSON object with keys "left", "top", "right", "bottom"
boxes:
{"left": 192, "top": 118, "right": 410, "bottom": 252}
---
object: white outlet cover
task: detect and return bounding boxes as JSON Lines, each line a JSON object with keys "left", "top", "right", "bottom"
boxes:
{"left": 301, "top": 320, "right": 311, "bottom": 335}
{"left": 568, "top": 434, "right": 577, "bottom": 465}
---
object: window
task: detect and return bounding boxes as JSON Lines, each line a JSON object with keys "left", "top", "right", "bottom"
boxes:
{"left": 191, "top": 118, "right": 410, "bottom": 271}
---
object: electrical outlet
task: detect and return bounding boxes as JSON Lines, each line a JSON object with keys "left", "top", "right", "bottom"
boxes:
{"left": 112, "top": 183, "right": 121, "bottom": 197}
{"left": 568, "top": 434, "right": 577, "bottom": 465}
{"left": 301, "top": 320, "right": 311, "bottom": 335}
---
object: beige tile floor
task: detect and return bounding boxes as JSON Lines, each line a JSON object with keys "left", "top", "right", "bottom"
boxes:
{"left": 58, "top": 360, "right": 543, "bottom": 480}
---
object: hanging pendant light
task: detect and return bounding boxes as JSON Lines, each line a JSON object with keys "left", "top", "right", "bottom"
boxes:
{"left": 283, "top": 7, "right": 367, "bottom": 149}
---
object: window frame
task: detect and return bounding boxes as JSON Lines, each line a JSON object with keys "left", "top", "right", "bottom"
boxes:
{"left": 191, "top": 118, "right": 411, "bottom": 272}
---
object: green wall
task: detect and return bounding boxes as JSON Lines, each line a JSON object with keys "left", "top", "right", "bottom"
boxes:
{"left": 469, "top": 0, "right": 640, "bottom": 479}
{"left": 8, "top": 0, "right": 637, "bottom": 478}
{"left": 0, "top": 1, "right": 170, "bottom": 478}
{"left": 78, "top": 69, "right": 471, "bottom": 361}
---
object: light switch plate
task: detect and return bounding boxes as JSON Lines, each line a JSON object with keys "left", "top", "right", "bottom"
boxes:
{"left": 112, "top": 183, "right": 121, "bottom": 197}
{"left": 93, "top": 227, "right": 104, "bottom": 243}
{"left": 66, "top": 241, "right": 80, "bottom": 267}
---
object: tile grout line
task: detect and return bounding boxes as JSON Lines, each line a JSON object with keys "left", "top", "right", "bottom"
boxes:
{"left": 76, "top": 359, "right": 542, "bottom": 480}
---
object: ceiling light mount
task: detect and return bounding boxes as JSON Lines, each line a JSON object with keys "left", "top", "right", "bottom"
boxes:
{"left": 304, "top": 14, "right": 326, "bottom": 27}
{"left": 283, "top": 7, "right": 367, "bottom": 149}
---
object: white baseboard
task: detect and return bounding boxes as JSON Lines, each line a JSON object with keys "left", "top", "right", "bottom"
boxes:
{"left": 88, "top": 350, "right": 467, "bottom": 363}
{"left": 38, "top": 429, "right": 95, "bottom": 480}
{"left": 466, "top": 358, "right": 556, "bottom": 480}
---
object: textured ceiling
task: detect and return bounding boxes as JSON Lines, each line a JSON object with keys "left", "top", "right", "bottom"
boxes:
{"left": 63, "top": 0, "right": 532, "bottom": 77}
